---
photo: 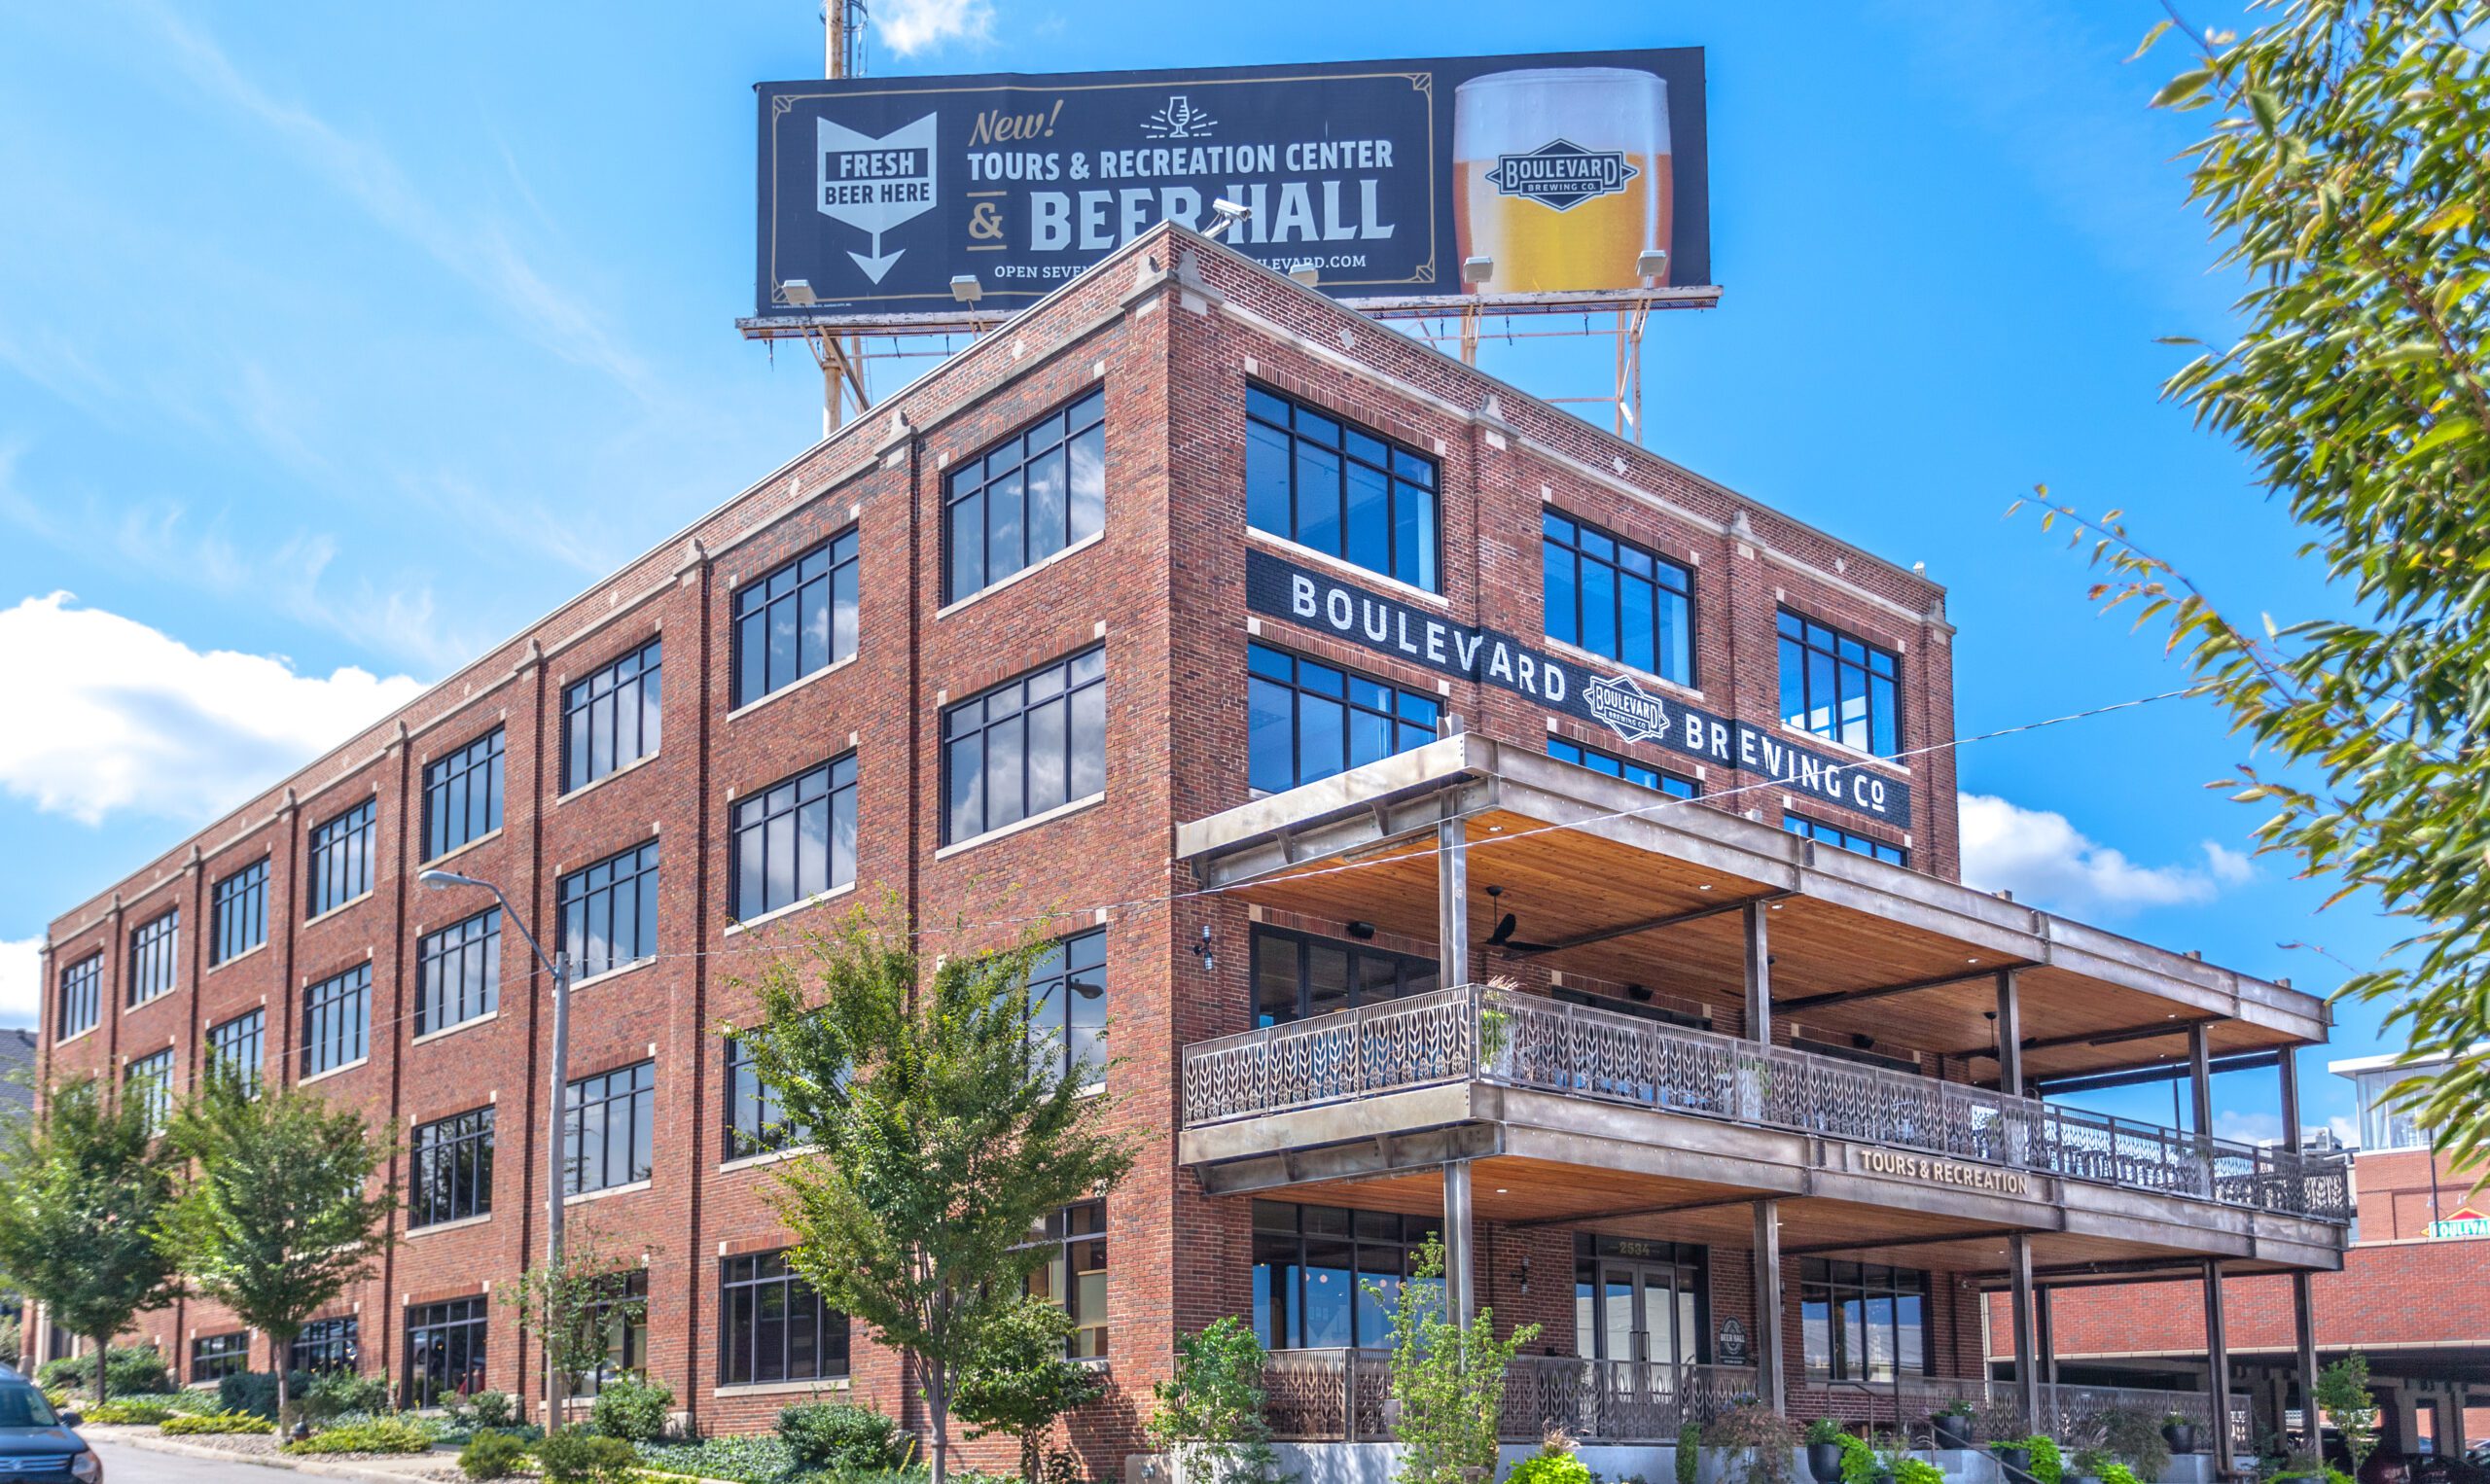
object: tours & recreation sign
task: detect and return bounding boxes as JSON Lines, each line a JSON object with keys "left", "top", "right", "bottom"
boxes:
{"left": 755, "top": 48, "right": 1710, "bottom": 321}
{"left": 1245, "top": 549, "right": 1910, "bottom": 827}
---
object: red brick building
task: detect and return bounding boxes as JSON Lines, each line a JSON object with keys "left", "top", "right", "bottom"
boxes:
{"left": 1987, "top": 1049, "right": 2488, "bottom": 1462}
{"left": 34, "top": 225, "right": 2354, "bottom": 1468}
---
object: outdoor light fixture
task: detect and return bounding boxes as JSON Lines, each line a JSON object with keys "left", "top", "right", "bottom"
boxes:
{"left": 1288, "top": 265, "right": 1320, "bottom": 287}
{"left": 949, "top": 274, "right": 983, "bottom": 303}
{"left": 1345, "top": 921, "right": 1375, "bottom": 940}
{"left": 1635, "top": 248, "right": 1668, "bottom": 279}
{"left": 418, "top": 867, "right": 489, "bottom": 892}
{"left": 781, "top": 279, "right": 819, "bottom": 306}
{"left": 1206, "top": 198, "right": 1250, "bottom": 238}
{"left": 1625, "top": 983, "right": 1654, "bottom": 1003}
{"left": 1461, "top": 255, "right": 1494, "bottom": 285}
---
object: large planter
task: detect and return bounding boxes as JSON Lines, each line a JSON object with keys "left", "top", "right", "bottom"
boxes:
{"left": 1932, "top": 1416, "right": 1976, "bottom": 1451}
{"left": 1808, "top": 1442, "right": 1846, "bottom": 1483}
{"left": 1995, "top": 1447, "right": 2034, "bottom": 1477}
{"left": 2163, "top": 1423, "right": 2199, "bottom": 1457}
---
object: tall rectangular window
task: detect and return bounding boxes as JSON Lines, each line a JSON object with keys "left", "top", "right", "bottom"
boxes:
{"left": 1778, "top": 610, "right": 1901, "bottom": 759}
{"left": 423, "top": 729, "right": 505, "bottom": 862}
{"left": 205, "top": 1009, "right": 265, "bottom": 1093}
{"left": 725, "top": 1037, "right": 808, "bottom": 1161}
{"left": 1251, "top": 1200, "right": 1441, "bottom": 1352}
{"left": 734, "top": 532, "right": 861, "bottom": 707}
{"left": 416, "top": 908, "right": 501, "bottom": 1037}
{"left": 558, "top": 841, "right": 659, "bottom": 981}
{"left": 307, "top": 798, "right": 377, "bottom": 917}
{"left": 1783, "top": 813, "right": 1907, "bottom": 867}
{"left": 55, "top": 953, "right": 100, "bottom": 1042}
{"left": 290, "top": 1318, "right": 359, "bottom": 1374}
{"left": 210, "top": 860, "right": 268, "bottom": 966}
{"left": 410, "top": 1107, "right": 494, "bottom": 1228}
{"left": 563, "top": 1060, "right": 655, "bottom": 1196}
{"left": 1024, "top": 1200, "right": 1109, "bottom": 1358}
{"left": 1798, "top": 1260, "right": 1929, "bottom": 1381}
{"left": 946, "top": 389, "right": 1108, "bottom": 601}
{"left": 942, "top": 647, "right": 1106, "bottom": 844}
{"left": 124, "top": 1048, "right": 174, "bottom": 1134}
{"left": 405, "top": 1297, "right": 488, "bottom": 1409}
{"left": 1245, "top": 384, "right": 1438, "bottom": 591}
{"left": 191, "top": 1332, "right": 251, "bottom": 1384}
{"left": 1543, "top": 512, "right": 1694, "bottom": 684}
{"left": 565, "top": 1269, "right": 649, "bottom": 1397}
{"left": 302, "top": 963, "right": 373, "bottom": 1077}
{"left": 1252, "top": 925, "right": 1438, "bottom": 1030}
{"left": 1548, "top": 739, "right": 1698, "bottom": 800}
{"left": 1028, "top": 929, "right": 1108, "bottom": 1087}
{"left": 564, "top": 639, "right": 662, "bottom": 793}
{"left": 730, "top": 755, "right": 859, "bottom": 922}
{"left": 126, "top": 908, "right": 179, "bottom": 1008}
{"left": 719, "top": 1251, "right": 848, "bottom": 1385}
{"left": 1247, "top": 643, "right": 1440, "bottom": 795}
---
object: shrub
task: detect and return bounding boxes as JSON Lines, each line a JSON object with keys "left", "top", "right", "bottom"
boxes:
{"left": 1676, "top": 1424, "right": 1701, "bottom": 1484}
{"left": 1702, "top": 1401, "right": 1801, "bottom": 1484}
{"left": 1510, "top": 1442, "right": 1596, "bottom": 1484}
{"left": 82, "top": 1400, "right": 175, "bottom": 1425}
{"left": 217, "top": 1370, "right": 309, "bottom": 1422}
{"left": 161, "top": 1410, "right": 276, "bottom": 1435}
{"left": 2022, "top": 1436, "right": 2065, "bottom": 1484}
{"left": 472, "top": 1390, "right": 521, "bottom": 1430}
{"left": 460, "top": 1429, "right": 532, "bottom": 1479}
{"left": 1895, "top": 1463, "right": 1944, "bottom": 1484}
{"left": 589, "top": 1373, "right": 674, "bottom": 1443}
{"left": 639, "top": 1434, "right": 796, "bottom": 1483}
{"left": 535, "top": 1429, "right": 641, "bottom": 1483}
{"left": 1146, "top": 1316, "right": 1274, "bottom": 1484}
{"left": 284, "top": 1417, "right": 434, "bottom": 1455}
{"left": 302, "top": 1370, "right": 393, "bottom": 1424}
{"left": 1806, "top": 1420, "right": 1845, "bottom": 1447}
{"left": 779, "top": 1400, "right": 911, "bottom": 1472}
{"left": 38, "top": 1345, "right": 172, "bottom": 1397}
{"left": 2099, "top": 1407, "right": 2171, "bottom": 1484}
{"left": 1835, "top": 1434, "right": 1880, "bottom": 1484}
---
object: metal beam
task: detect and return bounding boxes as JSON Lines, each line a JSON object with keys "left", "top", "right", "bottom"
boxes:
{"left": 2030, "top": 1051, "right": 2279, "bottom": 1098}
{"left": 1438, "top": 719, "right": 1472, "bottom": 991}
{"left": 1506, "top": 1191, "right": 1765, "bottom": 1231}
{"left": 1192, "top": 1122, "right": 1504, "bottom": 1194}
{"left": 1777, "top": 965, "right": 2031, "bottom": 1016}
{"left": 1754, "top": 1199, "right": 1785, "bottom": 1413}
{"left": 1955, "top": 1013, "right": 2225, "bottom": 1061}
{"left": 1781, "top": 1224, "right": 2028, "bottom": 1258}
{"left": 1744, "top": 901, "right": 1773, "bottom": 1044}
{"left": 2036, "top": 1284, "right": 2058, "bottom": 1386}
{"left": 1444, "top": 1159, "right": 1476, "bottom": 1330}
{"left": 1997, "top": 969, "right": 2026, "bottom": 1100}
{"left": 2189, "top": 1024, "right": 2216, "bottom": 1138}
{"left": 2292, "top": 1271, "right": 2320, "bottom": 1451}
{"left": 2206, "top": 1260, "right": 2235, "bottom": 1477}
{"left": 2010, "top": 1235, "right": 2040, "bottom": 1431}
{"left": 1508, "top": 890, "right": 1790, "bottom": 958}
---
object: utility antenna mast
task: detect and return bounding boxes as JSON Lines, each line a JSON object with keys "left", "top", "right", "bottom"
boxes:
{"left": 813, "top": 0, "right": 870, "bottom": 436}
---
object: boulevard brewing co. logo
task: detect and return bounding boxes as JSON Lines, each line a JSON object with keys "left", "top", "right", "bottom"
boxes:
{"left": 1583, "top": 673, "right": 1667, "bottom": 743}
{"left": 817, "top": 113, "right": 940, "bottom": 284}
{"left": 1483, "top": 137, "right": 1639, "bottom": 212}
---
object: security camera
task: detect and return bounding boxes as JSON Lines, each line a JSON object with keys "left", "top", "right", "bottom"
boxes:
{"left": 1205, "top": 198, "right": 1250, "bottom": 239}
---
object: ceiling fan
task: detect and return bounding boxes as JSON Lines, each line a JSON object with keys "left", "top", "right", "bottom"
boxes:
{"left": 1483, "top": 885, "right": 1554, "bottom": 953}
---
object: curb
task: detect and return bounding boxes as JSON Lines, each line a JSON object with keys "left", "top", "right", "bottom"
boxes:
{"left": 86, "top": 1428, "right": 451, "bottom": 1483}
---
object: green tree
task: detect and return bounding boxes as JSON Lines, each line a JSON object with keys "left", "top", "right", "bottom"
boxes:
{"left": 1147, "top": 1316, "right": 1280, "bottom": 1484}
{"left": 0, "top": 1078, "right": 182, "bottom": 1405}
{"left": 159, "top": 1070, "right": 395, "bottom": 1426}
{"left": 728, "top": 901, "right": 1140, "bottom": 1484}
{"left": 497, "top": 1223, "right": 653, "bottom": 1430}
{"left": 2020, "top": 0, "right": 2490, "bottom": 1168}
{"left": 954, "top": 1295, "right": 1108, "bottom": 1483}
{"left": 2313, "top": 1354, "right": 2377, "bottom": 1470}
{"left": 1368, "top": 1238, "right": 1538, "bottom": 1484}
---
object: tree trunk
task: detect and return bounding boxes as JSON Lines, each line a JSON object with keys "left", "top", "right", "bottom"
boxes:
{"left": 927, "top": 1357, "right": 950, "bottom": 1484}
{"left": 90, "top": 1332, "right": 111, "bottom": 1407}
{"left": 274, "top": 1358, "right": 290, "bottom": 1433}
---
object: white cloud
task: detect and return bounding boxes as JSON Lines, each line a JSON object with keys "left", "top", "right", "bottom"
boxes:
{"left": 875, "top": 0, "right": 995, "bottom": 54}
{"left": 0, "top": 937, "right": 36, "bottom": 1028}
{"left": 1958, "top": 793, "right": 2257, "bottom": 918}
{"left": 0, "top": 592, "right": 424, "bottom": 826}
{"left": 2214, "top": 1110, "right": 2281, "bottom": 1147}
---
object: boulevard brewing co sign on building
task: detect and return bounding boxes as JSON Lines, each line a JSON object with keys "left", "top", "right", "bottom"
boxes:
{"left": 755, "top": 49, "right": 1710, "bottom": 321}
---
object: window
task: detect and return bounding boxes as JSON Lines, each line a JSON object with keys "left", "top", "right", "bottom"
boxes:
{"left": 947, "top": 388, "right": 1107, "bottom": 601}
{"left": 1024, "top": 1201, "right": 1109, "bottom": 1359}
{"left": 720, "top": 1250, "right": 849, "bottom": 1385}
{"left": 302, "top": 963, "right": 373, "bottom": 1077}
{"left": 410, "top": 1107, "right": 494, "bottom": 1228}
{"left": 307, "top": 799, "right": 377, "bottom": 917}
{"left": 126, "top": 908, "right": 179, "bottom": 1008}
{"left": 205, "top": 1009, "right": 266, "bottom": 1093}
{"left": 1783, "top": 813, "right": 1907, "bottom": 867}
{"left": 55, "top": 953, "right": 100, "bottom": 1042}
{"left": 1548, "top": 739, "right": 1697, "bottom": 799}
{"left": 211, "top": 860, "right": 268, "bottom": 966}
{"left": 734, "top": 532, "right": 860, "bottom": 707}
{"left": 416, "top": 909, "right": 501, "bottom": 1037}
{"left": 191, "top": 1332, "right": 251, "bottom": 1384}
{"left": 942, "top": 647, "right": 1106, "bottom": 843}
{"left": 563, "top": 1060, "right": 655, "bottom": 1196}
{"left": 423, "top": 729, "right": 505, "bottom": 861}
{"left": 405, "top": 1297, "right": 488, "bottom": 1409}
{"left": 290, "top": 1317, "right": 359, "bottom": 1374}
{"left": 1028, "top": 929, "right": 1107, "bottom": 1087}
{"left": 564, "top": 1270, "right": 648, "bottom": 1397}
{"left": 1543, "top": 512, "right": 1694, "bottom": 684}
{"left": 1799, "top": 1260, "right": 1928, "bottom": 1382}
{"left": 1253, "top": 926, "right": 1438, "bottom": 1030}
{"left": 725, "top": 1038, "right": 808, "bottom": 1162}
{"left": 1247, "top": 643, "right": 1440, "bottom": 795}
{"left": 1252, "top": 1200, "right": 1440, "bottom": 1351}
{"left": 558, "top": 841, "right": 659, "bottom": 981}
{"left": 1245, "top": 385, "right": 1439, "bottom": 591}
{"left": 124, "top": 1048, "right": 174, "bottom": 1134}
{"left": 1778, "top": 611, "right": 1900, "bottom": 758}
{"left": 731, "top": 756, "right": 859, "bottom": 921}
{"left": 2356, "top": 1068, "right": 2434, "bottom": 1152}
{"left": 564, "top": 639, "right": 662, "bottom": 793}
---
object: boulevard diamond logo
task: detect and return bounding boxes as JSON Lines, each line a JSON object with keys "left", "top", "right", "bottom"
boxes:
{"left": 1583, "top": 673, "right": 1667, "bottom": 743}
{"left": 1484, "top": 138, "right": 1639, "bottom": 211}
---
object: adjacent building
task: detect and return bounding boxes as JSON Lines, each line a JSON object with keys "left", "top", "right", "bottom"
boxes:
{"left": 35, "top": 224, "right": 2352, "bottom": 1466}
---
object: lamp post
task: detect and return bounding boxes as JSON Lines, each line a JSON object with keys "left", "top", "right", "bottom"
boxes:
{"left": 419, "top": 867, "right": 570, "bottom": 1431}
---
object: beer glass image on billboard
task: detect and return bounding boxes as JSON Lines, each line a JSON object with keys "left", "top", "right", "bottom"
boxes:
{"left": 1455, "top": 67, "right": 1672, "bottom": 294}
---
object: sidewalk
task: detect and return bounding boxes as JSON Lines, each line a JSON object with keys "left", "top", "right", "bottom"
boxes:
{"left": 83, "top": 1426, "right": 455, "bottom": 1483}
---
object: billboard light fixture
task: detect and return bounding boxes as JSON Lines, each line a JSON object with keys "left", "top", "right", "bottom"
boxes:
{"left": 948, "top": 275, "right": 983, "bottom": 303}
{"left": 781, "top": 279, "right": 819, "bottom": 306}
{"left": 1288, "top": 265, "right": 1320, "bottom": 287}
{"left": 1635, "top": 249, "right": 1668, "bottom": 279}
{"left": 1461, "top": 256, "right": 1494, "bottom": 285}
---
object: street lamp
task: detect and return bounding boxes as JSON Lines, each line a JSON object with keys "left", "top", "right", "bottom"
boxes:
{"left": 418, "top": 867, "right": 571, "bottom": 1431}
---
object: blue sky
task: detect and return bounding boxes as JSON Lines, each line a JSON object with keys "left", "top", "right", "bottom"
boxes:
{"left": 0, "top": 1, "right": 2401, "bottom": 1141}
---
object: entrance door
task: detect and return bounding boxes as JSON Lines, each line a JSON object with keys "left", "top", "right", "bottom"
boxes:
{"left": 1579, "top": 1258, "right": 1690, "bottom": 1365}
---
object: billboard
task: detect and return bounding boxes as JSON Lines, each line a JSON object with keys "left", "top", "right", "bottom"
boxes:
{"left": 753, "top": 49, "right": 1709, "bottom": 324}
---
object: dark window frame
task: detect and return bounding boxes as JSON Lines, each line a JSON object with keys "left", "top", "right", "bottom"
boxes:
{"left": 1547, "top": 738, "right": 1699, "bottom": 800}
{"left": 302, "top": 962, "right": 374, "bottom": 1077}
{"left": 409, "top": 1106, "right": 495, "bottom": 1229}
{"left": 1244, "top": 382, "right": 1441, "bottom": 592}
{"left": 732, "top": 530, "right": 862, "bottom": 708}
{"left": 725, "top": 1037, "right": 808, "bottom": 1162}
{"left": 563, "top": 1268, "right": 650, "bottom": 1397}
{"left": 1246, "top": 642, "right": 1441, "bottom": 796}
{"left": 404, "top": 1296, "right": 489, "bottom": 1409}
{"left": 191, "top": 1331, "right": 251, "bottom": 1384}
{"left": 55, "top": 953, "right": 101, "bottom": 1042}
{"left": 210, "top": 859, "right": 269, "bottom": 967}
{"left": 126, "top": 908, "right": 179, "bottom": 1008}
{"left": 557, "top": 840, "right": 660, "bottom": 981}
{"left": 1251, "top": 1199, "right": 1441, "bottom": 1352}
{"left": 944, "top": 387, "right": 1109, "bottom": 603}
{"left": 1777, "top": 609, "right": 1902, "bottom": 759}
{"left": 124, "top": 1047, "right": 174, "bottom": 1133}
{"left": 1541, "top": 510, "right": 1696, "bottom": 686}
{"left": 422, "top": 729, "right": 505, "bottom": 863}
{"left": 563, "top": 638, "right": 663, "bottom": 794}
{"left": 1799, "top": 1258, "right": 1931, "bottom": 1382}
{"left": 563, "top": 1059, "right": 656, "bottom": 1197}
{"left": 1783, "top": 812, "right": 1908, "bottom": 867}
{"left": 290, "top": 1317, "right": 359, "bottom": 1374}
{"left": 719, "top": 1250, "right": 849, "bottom": 1386}
{"left": 306, "top": 798, "right": 377, "bottom": 918}
{"left": 940, "top": 646, "right": 1107, "bottom": 845}
{"left": 1022, "top": 1200, "right": 1109, "bottom": 1359}
{"left": 415, "top": 907, "right": 501, "bottom": 1038}
{"left": 729, "top": 754, "right": 860, "bottom": 922}
{"left": 1252, "top": 924, "right": 1438, "bottom": 1030}
{"left": 205, "top": 1008, "right": 266, "bottom": 1093}
{"left": 1028, "top": 927, "right": 1108, "bottom": 1088}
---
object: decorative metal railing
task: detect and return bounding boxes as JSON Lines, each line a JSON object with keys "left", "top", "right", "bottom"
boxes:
{"left": 1181, "top": 986, "right": 2354, "bottom": 1222}
{"left": 2037, "top": 1382, "right": 2256, "bottom": 1456}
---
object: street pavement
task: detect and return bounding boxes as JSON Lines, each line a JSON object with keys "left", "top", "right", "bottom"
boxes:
{"left": 89, "top": 1437, "right": 277, "bottom": 1480}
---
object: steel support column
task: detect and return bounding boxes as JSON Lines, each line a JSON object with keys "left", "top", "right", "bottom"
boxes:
{"left": 1443, "top": 1158, "right": 1476, "bottom": 1330}
{"left": 1438, "top": 715, "right": 1470, "bottom": 994}
{"left": 1743, "top": 900, "right": 1771, "bottom": 1043}
{"left": 1753, "top": 1198, "right": 1784, "bottom": 1413}
{"left": 2205, "top": 1259, "right": 2235, "bottom": 1476}
{"left": 2035, "top": 1283, "right": 2057, "bottom": 1386}
{"left": 1996, "top": 969, "right": 2025, "bottom": 1097}
{"left": 2292, "top": 1271, "right": 2320, "bottom": 1451}
{"left": 2188, "top": 1023, "right": 2216, "bottom": 1136}
{"left": 2010, "top": 1235, "right": 2040, "bottom": 1431}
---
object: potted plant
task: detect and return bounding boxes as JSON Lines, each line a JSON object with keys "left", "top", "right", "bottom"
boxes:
{"left": 2161, "top": 1413, "right": 2198, "bottom": 1457}
{"left": 2070, "top": 1448, "right": 2112, "bottom": 1484}
{"left": 1992, "top": 1439, "right": 2034, "bottom": 1477}
{"left": 1931, "top": 1401, "right": 1977, "bottom": 1451}
{"left": 1806, "top": 1419, "right": 1847, "bottom": 1484}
